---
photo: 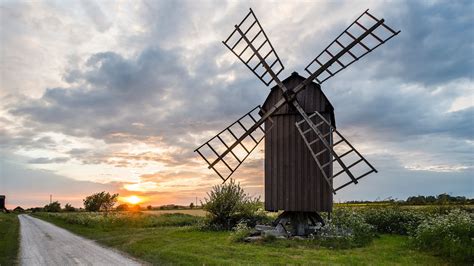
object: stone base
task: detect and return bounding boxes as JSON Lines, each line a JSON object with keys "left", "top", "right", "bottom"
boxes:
{"left": 273, "top": 211, "right": 325, "bottom": 236}
{"left": 248, "top": 211, "right": 325, "bottom": 239}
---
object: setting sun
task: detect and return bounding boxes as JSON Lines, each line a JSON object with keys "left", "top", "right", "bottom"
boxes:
{"left": 124, "top": 195, "right": 142, "bottom": 205}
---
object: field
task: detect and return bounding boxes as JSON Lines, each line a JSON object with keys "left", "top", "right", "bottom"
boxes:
{"left": 143, "top": 209, "right": 207, "bottom": 217}
{"left": 0, "top": 213, "right": 19, "bottom": 265}
{"left": 33, "top": 206, "right": 473, "bottom": 265}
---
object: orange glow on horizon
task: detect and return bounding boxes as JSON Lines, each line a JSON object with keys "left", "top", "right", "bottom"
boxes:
{"left": 122, "top": 195, "right": 143, "bottom": 205}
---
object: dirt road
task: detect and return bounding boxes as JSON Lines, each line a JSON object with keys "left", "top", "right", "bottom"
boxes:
{"left": 19, "top": 214, "right": 141, "bottom": 265}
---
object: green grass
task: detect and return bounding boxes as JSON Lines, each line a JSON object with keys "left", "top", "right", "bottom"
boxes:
{"left": 34, "top": 212, "right": 450, "bottom": 265}
{"left": 0, "top": 213, "right": 20, "bottom": 265}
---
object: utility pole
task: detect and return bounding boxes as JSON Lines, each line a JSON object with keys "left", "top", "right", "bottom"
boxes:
{"left": 195, "top": 196, "right": 198, "bottom": 207}
{"left": 50, "top": 194, "right": 52, "bottom": 204}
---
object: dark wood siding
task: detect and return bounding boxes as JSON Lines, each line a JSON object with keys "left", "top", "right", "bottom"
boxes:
{"left": 263, "top": 73, "right": 334, "bottom": 212}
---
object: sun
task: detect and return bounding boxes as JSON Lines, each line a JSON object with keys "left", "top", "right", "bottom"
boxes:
{"left": 124, "top": 195, "right": 142, "bottom": 205}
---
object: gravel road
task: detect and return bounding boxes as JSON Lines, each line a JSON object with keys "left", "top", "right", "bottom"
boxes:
{"left": 19, "top": 214, "right": 141, "bottom": 265}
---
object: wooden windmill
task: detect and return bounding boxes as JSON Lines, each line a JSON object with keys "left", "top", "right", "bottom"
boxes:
{"left": 195, "top": 8, "right": 400, "bottom": 234}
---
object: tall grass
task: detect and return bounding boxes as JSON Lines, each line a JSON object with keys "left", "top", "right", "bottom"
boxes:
{"left": 35, "top": 212, "right": 202, "bottom": 228}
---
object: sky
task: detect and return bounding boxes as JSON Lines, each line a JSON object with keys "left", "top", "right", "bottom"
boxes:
{"left": 1, "top": 0, "right": 473, "bottom": 209}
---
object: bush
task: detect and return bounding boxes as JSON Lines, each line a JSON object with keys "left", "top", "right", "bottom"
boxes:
{"left": 64, "top": 203, "right": 76, "bottom": 212}
{"left": 202, "top": 180, "right": 269, "bottom": 230}
{"left": 317, "top": 208, "right": 375, "bottom": 248}
{"left": 44, "top": 201, "right": 61, "bottom": 212}
{"left": 361, "top": 207, "right": 428, "bottom": 235}
{"left": 411, "top": 209, "right": 473, "bottom": 262}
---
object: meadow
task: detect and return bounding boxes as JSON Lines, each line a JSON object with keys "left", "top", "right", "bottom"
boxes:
{"left": 33, "top": 205, "right": 473, "bottom": 265}
{"left": 143, "top": 209, "right": 207, "bottom": 217}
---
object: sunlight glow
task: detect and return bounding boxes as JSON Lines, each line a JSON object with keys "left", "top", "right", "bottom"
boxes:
{"left": 124, "top": 195, "right": 142, "bottom": 205}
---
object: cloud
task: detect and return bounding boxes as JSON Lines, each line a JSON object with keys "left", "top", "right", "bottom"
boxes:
{"left": 1, "top": 0, "right": 473, "bottom": 207}
{"left": 79, "top": 0, "right": 112, "bottom": 33}
{"left": 378, "top": 0, "right": 474, "bottom": 86}
{"left": 28, "top": 157, "right": 70, "bottom": 164}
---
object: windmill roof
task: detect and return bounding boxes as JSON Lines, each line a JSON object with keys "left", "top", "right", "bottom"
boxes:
{"left": 261, "top": 72, "right": 335, "bottom": 126}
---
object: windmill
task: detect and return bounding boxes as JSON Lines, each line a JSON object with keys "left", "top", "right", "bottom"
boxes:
{"left": 195, "top": 8, "right": 400, "bottom": 235}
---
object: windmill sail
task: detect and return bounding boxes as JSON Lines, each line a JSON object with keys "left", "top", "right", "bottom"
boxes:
{"left": 223, "top": 8, "right": 284, "bottom": 86}
{"left": 195, "top": 106, "right": 273, "bottom": 182}
{"left": 201, "top": 8, "right": 289, "bottom": 172}
{"left": 295, "top": 111, "right": 377, "bottom": 193}
{"left": 304, "top": 9, "right": 400, "bottom": 84}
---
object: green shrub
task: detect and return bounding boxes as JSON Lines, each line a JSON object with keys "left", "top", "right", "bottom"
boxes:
{"left": 64, "top": 203, "right": 76, "bottom": 212}
{"left": 317, "top": 208, "right": 375, "bottom": 248}
{"left": 411, "top": 209, "right": 473, "bottom": 262}
{"left": 202, "top": 180, "right": 269, "bottom": 230}
{"left": 44, "top": 201, "right": 61, "bottom": 212}
{"left": 361, "top": 207, "right": 427, "bottom": 235}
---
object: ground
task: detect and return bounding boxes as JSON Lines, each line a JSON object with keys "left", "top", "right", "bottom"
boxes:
{"left": 33, "top": 209, "right": 450, "bottom": 265}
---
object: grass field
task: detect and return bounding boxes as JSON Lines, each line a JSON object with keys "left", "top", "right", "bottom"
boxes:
{"left": 34, "top": 212, "right": 451, "bottom": 265}
{"left": 0, "top": 213, "right": 19, "bottom": 265}
{"left": 143, "top": 209, "right": 207, "bottom": 217}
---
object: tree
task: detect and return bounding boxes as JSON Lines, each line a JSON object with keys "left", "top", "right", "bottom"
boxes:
{"left": 147, "top": 205, "right": 152, "bottom": 210}
{"left": 83, "top": 191, "right": 118, "bottom": 212}
{"left": 189, "top": 202, "right": 194, "bottom": 209}
{"left": 44, "top": 201, "right": 61, "bottom": 212}
{"left": 64, "top": 203, "right": 76, "bottom": 212}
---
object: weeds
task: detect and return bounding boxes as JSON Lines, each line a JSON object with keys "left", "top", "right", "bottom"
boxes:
{"left": 411, "top": 209, "right": 473, "bottom": 262}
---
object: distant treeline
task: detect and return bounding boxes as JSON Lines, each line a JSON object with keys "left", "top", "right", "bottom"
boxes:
{"left": 9, "top": 193, "right": 473, "bottom": 213}
{"left": 342, "top": 193, "right": 473, "bottom": 205}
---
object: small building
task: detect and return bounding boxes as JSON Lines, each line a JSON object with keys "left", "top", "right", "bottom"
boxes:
{"left": 0, "top": 195, "right": 6, "bottom": 212}
{"left": 13, "top": 206, "right": 25, "bottom": 213}
{"left": 261, "top": 72, "right": 335, "bottom": 213}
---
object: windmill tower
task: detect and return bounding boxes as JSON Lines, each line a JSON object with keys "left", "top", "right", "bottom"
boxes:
{"left": 195, "top": 8, "right": 400, "bottom": 235}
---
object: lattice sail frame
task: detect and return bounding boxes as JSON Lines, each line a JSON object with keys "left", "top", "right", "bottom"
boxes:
{"left": 305, "top": 9, "right": 400, "bottom": 84}
{"left": 195, "top": 106, "right": 273, "bottom": 183}
{"left": 223, "top": 8, "right": 284, "bottom": 86}
{"left": 295, "top": 111, "right": 377, "bottom": 194}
